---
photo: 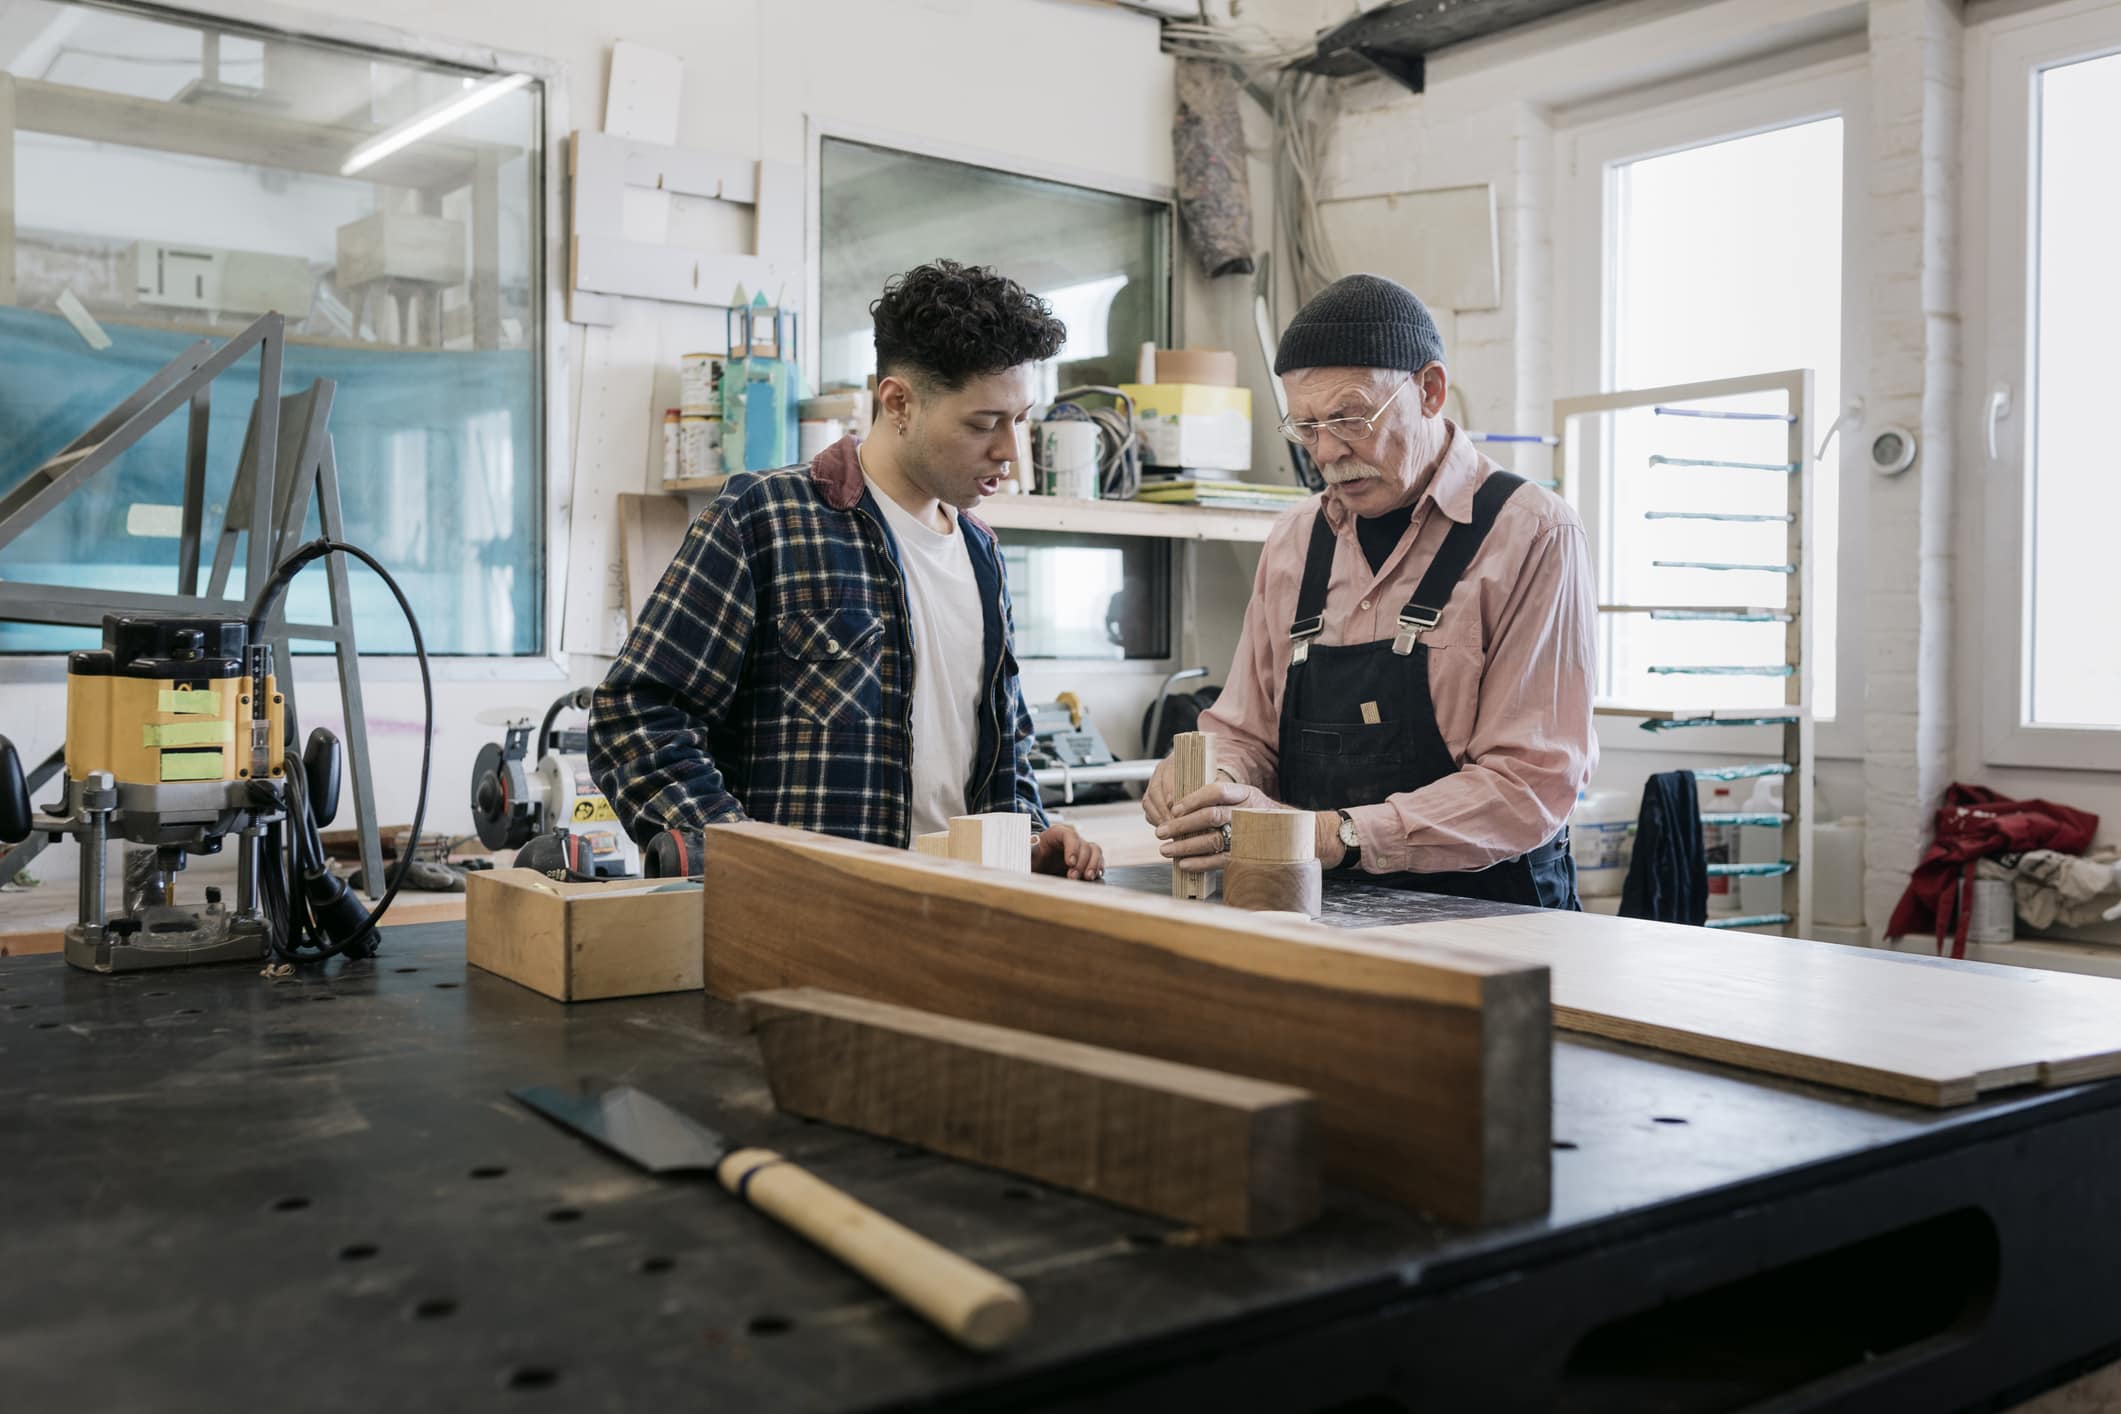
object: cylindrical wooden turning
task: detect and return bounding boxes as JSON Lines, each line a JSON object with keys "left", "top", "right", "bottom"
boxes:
{"left": 1224, "top": 857, "right": 1323, "bottom": 917}
{"left": 1228, "top": 808, "right": 1315, "bottom": 863}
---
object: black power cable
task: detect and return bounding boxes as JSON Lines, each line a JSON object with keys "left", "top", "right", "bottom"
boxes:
{"left": 246, "top": 539, "right": 433, "bottom": 964}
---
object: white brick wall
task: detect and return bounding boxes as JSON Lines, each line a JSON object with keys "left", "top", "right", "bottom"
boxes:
{"left": 1863, "top": 0, "right": 1962, "bottom": 937}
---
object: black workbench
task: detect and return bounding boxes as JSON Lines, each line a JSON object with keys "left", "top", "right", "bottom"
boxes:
{"left": 6, "top": 872, "right": 2121, "bottom": 1413}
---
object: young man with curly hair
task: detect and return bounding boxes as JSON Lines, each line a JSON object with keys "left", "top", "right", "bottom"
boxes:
{"left": 589, "top": 261, "right": 1103, "bottom": 879}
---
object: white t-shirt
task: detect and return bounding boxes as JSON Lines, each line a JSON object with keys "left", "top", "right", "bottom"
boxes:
{"left": 869, "top": 488, "right": 988, "bottom": 838}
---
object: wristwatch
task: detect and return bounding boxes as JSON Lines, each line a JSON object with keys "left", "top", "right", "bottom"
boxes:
{"left": 1334, "top": 809, "right": 1362, "bottom": 871}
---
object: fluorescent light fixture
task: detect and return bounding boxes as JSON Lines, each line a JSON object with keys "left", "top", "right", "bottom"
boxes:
{"left": 341, "top": 71, "right": 531, "bottom": 176}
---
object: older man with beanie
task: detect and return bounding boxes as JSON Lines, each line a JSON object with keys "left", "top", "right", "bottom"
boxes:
{"left": 1144, "top": 273, "right": 1596, "bottom": 908}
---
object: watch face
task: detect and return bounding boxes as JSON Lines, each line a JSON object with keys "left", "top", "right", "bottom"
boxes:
{"left": 1339, "top": 819, "right": 1361, "bottom": 847}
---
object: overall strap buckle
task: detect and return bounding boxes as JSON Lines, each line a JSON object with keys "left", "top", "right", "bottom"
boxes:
{"left": 1289, "top": 613, "right": 1324, "bottom": 665}
{"left": 1392, "top": 606, "right": 1441, "bottom": 656}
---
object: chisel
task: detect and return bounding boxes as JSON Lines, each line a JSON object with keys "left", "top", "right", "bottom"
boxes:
{"left": 511, "top": 1080, "right": 1030, "bottom": 1351}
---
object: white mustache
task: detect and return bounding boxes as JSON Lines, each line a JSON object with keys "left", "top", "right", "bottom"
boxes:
{"left": 1321, "top": 462, "right": 1384, "bottom": 485}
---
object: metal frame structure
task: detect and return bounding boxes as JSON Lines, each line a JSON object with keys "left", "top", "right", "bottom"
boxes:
{"left": 1555, "top": 368, "right": 1817, "bottom": 937}
{"left": 0, "top": 312, "right": 385, "bottom": 894}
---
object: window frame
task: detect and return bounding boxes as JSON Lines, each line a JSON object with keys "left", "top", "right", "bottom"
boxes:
{"left": 0, "top": 0, "right": 571, "bottom": 686}
{"left": 1971, "top": 0, "right": 2121, "bottom": 770}
{"left": 804, "top": 116, "right": 1184, "bottom": 675}
{"left": 1555, "top": 57, "right": 1870, "bottom": 762}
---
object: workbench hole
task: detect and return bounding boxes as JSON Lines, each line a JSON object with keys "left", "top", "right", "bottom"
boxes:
{"left": 394, "top": 967, "right": 419, "bottom": 973}
{"left": 546, "top": 1207, "right": 583, "bottom": 1224}
{"left": 8, "top": 1003, "right": 29, "bottom": 1010}
{"left": 638, "top": 1255, "right": 675, "bottom": 1274}
{"left": 34, "top": 1021, "right": 58, "bottom": 1029}
{"left": 310, "top": 994, "right": 337, "bottom": 1002}
{"left": 411, "top": 1297, "right": 457, "bottom": 1320}
{"left": 338, "top": 1243, "right": 379, "bottom": 1261}
{"left": 504, "top": 1365, "right": 559, "bottom": 1390}
{"left": 748, "top": 1314, "right": 794, "bottom": 1336}
{"left": 1651, "top": 1116, "right": 1689, "bottom": 1125}
{"left": 891, "top": 1147, "right": 924, "bottom": 1160}
{"left": 271, "top": 1196, "right": 310, "bottom": 1212}
{"left": 469, "top": 1166, "right": 507, "bottom": 1180}
{"left": 144, "top": 991, "right": 170, "bottom": 997}
{"left": 1553, "top": 1140, "right": 1579, "bottom": 1150}
{"left": 1124, "top": 1233, "right": 1164, "bottom": 1249}
{"left": 434, "top": 982, "right": 460, "bottom": 990}
{"left": 177, "top": 1008, "right": 202, "bottom": 1015}
{"left": 1001, "top": 1187, "right": 1037, "bottom": 1201}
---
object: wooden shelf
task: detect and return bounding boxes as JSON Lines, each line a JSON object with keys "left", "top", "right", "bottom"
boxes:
{"left": 976, "top": 495, "right": 1285, "bottom": 543}
{"left": 653, "top": 484, "right": 1289, "bottom": 543}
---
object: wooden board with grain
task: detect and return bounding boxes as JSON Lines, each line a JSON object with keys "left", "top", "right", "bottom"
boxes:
{"left": 1383, "top": 909, "right": 2121, "bottom": 1107}
{"left": 700, "top": 822, "right": 1551, "bottom": 1225}
{"left": 616, "top": 492, "right": 693, "bottom": 625}
{"left": 1170, "top": 731, "right": 1215, "bottom": 901}
{"left": 742, "top": 987, "right": 1320, "bottom": 1236}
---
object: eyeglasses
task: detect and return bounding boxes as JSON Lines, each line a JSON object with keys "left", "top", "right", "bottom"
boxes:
{"left": 1277, "top": 377, "right": 1413, "bottom": 448}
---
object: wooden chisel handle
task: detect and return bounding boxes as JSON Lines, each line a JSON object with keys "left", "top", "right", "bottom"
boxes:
{"left": 716, "top": 1147, "right": 1031, "bottom": 1351}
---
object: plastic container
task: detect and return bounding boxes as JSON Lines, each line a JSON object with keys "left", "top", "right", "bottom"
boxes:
{"left": 1813, "top": 816, "right": 1867, "bottom": 927}
{"left": 1738, "top": 775, "right": 1785, "bottom": 917}
{"left": 1968, "top": 876, "right": 2016, "bottom": 944}
{"left": 1705, "top": 785, "right": 1739, "bottom": 913}
{"left": 1570, "top": 787, "right": 1634, "bottom": 898}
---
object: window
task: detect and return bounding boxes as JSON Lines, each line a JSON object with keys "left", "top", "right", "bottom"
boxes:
{"left": 1978, "top": 2, "right": 2121, "bottom": 764}
{"left": 1561, "top": 64, "right": 1867, "bottom": 754}
{"left": 0, "top": 2, "right": 546, "bottom": 656}
{"left": 816, "top": 132, "right": 1176, "bottom": 662}
{"left": 815, "top": 135, "right": 1171, "bottom": 392}
{"left": 1002, "top": 533, "right": 1170, "bottom": 660}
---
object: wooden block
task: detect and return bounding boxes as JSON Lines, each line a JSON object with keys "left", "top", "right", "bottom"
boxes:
{"left": 1170, "top": 731, "right": 1216, "bottom": 901}
{"left": 616, "top": 492, "right": 692, "bottom": 623}
{"left": 1388, "top": 909, "right": 2121, "bottom": 1107}
{"left": 1225, "top": 858, "right": 1323, "bottom": 917}
{"left": 912, "top": 831, "right": 953, "bottom": 858}
{"left": 1229, "top": 808, "right": 1314, "bottom": 863}
{"left": 742, "top": 988, "right": 1320, "bottom": 1236}
{"left": 467, "top": 869, "right": 701, "bottom": 1002}
{"left": 700, "top": 822, "right": 1551, "bottom": 1224}
{"left": 947, "top": 812, "right": 1031, "bottom": 872}
{"left": 336, "top": 209, "right": 467, "bottom": 289}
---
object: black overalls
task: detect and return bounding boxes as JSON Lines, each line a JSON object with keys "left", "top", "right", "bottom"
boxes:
{"left": 1276, "top": 471, "right": 1580, "bottom": 910}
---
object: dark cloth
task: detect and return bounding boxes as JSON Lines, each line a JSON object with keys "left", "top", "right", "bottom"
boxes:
{"left": 1274, "top": 272, "right": 1447, "bottom": 376}
{"left": 1173, "top": 59, "right": 1255, "bottom": 278}
{"left": 1355, "top": 504, "right": 1414, "bottom": 575}
{"left": 1887, "top": 784, "right": 2099, "bottom": 957}
{"left": 588, "top": 436, "right": 1046, "bottom": 849}
{"left": 1621, "top": 771, "right": 1707, "bottom": 925}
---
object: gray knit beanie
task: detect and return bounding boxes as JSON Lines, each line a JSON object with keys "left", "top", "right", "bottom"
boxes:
{"left": 1274, "top": 273, "right": 1446, "bottom": 376}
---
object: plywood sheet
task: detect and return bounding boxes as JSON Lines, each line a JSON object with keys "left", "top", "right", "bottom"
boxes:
{"left": 1385, "top": 910, "right": 2121, "bottom": 1106}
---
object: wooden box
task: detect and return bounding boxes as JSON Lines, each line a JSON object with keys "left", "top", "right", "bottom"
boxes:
{"left": 336, "top": 209, "right": 467, "bottom": 289}
{"left": 467, "top": 868, "right": 701, "bottom": 1002}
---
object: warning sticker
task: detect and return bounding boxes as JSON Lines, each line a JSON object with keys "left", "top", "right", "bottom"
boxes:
{"left": 570, "top": 796, "right": 618, "bottom": 823}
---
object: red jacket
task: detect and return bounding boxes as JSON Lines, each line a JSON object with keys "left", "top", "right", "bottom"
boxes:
{"left": 1887, "top": 784, "right": 2099, "bottom": 955}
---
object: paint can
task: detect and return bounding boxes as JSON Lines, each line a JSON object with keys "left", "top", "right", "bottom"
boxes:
{"left": 679, "top": 353, "right": 725, "bottom": 416}
{"left": 1967, "top": 875, "right": 2016, "bottom": 945}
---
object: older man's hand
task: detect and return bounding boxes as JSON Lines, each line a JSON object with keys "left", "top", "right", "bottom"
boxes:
{"left": 1154, "top": 781, "right": 1284, "bottom": 873}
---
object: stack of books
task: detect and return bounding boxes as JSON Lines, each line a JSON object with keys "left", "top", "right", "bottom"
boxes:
{"left": 1132, "top": 478, "right": 1314, "bottom": 512}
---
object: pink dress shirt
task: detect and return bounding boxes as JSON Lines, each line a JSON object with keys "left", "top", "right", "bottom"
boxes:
{"left": 1197, "top": 422, "right": 1598, "bottom": 874}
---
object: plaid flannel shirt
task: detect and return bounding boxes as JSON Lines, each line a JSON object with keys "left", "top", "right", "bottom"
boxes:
{"left": 589, "top": 435, "right": 1047, "bottom": 849}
